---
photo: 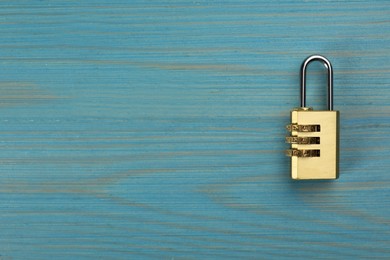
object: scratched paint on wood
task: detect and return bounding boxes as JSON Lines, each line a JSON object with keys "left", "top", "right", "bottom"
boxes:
{"left": 0, "top": 1, "right": 389, "bottom": 259}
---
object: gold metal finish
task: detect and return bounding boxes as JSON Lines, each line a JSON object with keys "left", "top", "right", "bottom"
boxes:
{"left": 286, "top": 124, "right": 320, "bottom": 133}
{"left": 286, "top": 149, "right": 320, "bottom": 157}
{"left": 287, "top": 109, "right": 339, "bottom": 180}
{"left": 293, "top": 107, "right": 313, "bottom": 111}
{"left": 285, "top": 136, "right": 320, "bottom": 144}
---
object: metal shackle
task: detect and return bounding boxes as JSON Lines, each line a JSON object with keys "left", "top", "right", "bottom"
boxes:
{"left": 300, "top": 55, "right": 333, "bottom": 110}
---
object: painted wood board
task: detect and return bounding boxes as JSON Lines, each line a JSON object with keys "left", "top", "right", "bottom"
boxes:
{"left": 0, "top": 1, "right": 389, "bottom": 259}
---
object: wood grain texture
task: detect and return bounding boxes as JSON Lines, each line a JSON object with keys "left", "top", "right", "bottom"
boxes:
{"left": 0, "top": 1, "right": 389, "bottom": 259}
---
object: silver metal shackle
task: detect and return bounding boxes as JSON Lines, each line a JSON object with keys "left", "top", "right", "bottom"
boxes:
{"left": 300, "top": 55, "right": 333, "bottom": 110}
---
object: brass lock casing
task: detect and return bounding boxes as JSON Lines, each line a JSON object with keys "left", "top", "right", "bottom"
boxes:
{"left": 286, "top": 55, "right": 340, "bottom": 180}
{"left": 287, "top": 108, "right": 339, "bottom": 179}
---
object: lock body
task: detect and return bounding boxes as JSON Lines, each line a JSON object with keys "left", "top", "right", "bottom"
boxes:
{"left": 287, "top": 108, "right": 339, "bottom": 180}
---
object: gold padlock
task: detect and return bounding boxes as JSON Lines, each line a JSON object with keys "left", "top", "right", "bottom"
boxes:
{"left": 286, "top": 55, "right": 339, "bottom": 180}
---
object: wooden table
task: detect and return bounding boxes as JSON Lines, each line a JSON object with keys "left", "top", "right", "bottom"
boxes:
{"left": 1, "top": 1, "right": 389, "bottom": 259}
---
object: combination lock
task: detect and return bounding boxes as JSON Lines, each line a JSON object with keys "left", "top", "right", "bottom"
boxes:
{"left": 286, "top": 55, "right": 339, "bottom": 180}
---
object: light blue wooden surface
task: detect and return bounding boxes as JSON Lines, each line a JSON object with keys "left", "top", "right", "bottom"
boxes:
{"left": 0, "top": 1, "right": 389, "bottom": 259}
